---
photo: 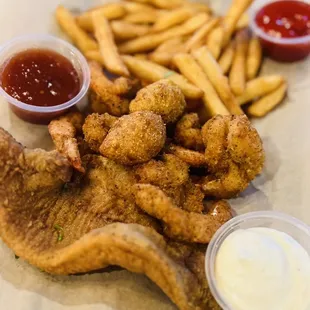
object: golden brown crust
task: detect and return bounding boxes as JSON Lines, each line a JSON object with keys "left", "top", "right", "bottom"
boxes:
{"left": 134, "top": 154, "right": 189, "bottom": 187}
{"left": 167, "top": 144, "right": 207, "bottom": 167}
{"left": 48, "top": 112, "right": 85, "bottom": 172}
{"left": 174, "top": 113, "right": 204, "bottom": 151}
{"left": 89, "top": 61, "right": 130, "bottom": 116}
{"left": 134, "top": 184, "right": 233, "bottom": 243}
{"left": 129, "top": 80, "right": 186, "bottom": 124}
{"left": 100, "top": 111, "right": 166, "bottom": 165}
{"left": 82, "top": 113, "right": 118, "bottom": 152}
{"left": 0, "top": 128, "right": 213, "bottom": 310}
{"left": 201, "top": 115, "right": 265, "bottom": 198}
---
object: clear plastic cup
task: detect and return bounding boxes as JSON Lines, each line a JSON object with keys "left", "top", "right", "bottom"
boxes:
{"left": 0, "top": 34, "right": 90, "bottom": 124}
{"left": 206, "top": 211, "right": 310, "bottom": 310}
{"left": 249, "top": 0, "right": 310, "bottom": 62}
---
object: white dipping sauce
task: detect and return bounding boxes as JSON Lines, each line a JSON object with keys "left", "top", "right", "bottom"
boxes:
{"left": 215, "top": 227, "right": 310, "bottom": 310}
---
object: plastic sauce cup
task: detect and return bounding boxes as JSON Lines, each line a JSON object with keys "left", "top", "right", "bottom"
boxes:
{"left": 249, "top": 0, "right": 310, "bottom": 62}
{"left": 205, "top": 211, "right": 310, "bottom": 310}
{"left": 0, "top": 35, "right": 90, "bottom": 124}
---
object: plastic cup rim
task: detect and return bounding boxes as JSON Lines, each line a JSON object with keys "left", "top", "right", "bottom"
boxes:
{"left": 205, "top": 210, "right": 310, "bottom": 310}
{"left": 0, "top": 34, "right": 90, "bottom": 113}
{"left": 249, "top": 0, "right": 310, "bottom": 46}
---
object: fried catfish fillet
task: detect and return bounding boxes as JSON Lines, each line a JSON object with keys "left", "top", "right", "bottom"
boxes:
{"left": 134, "top": 184, "right": 233, "bottom": 243}
{"left": 0, "top": 128, "right": 216, "bottom": 310}
{"left": 201, "top": 115, "right": 265, "bottom": 198}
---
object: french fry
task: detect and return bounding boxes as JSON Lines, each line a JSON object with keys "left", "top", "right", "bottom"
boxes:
{"left": 237, "top": 75, "right": 285, "bottom": 105}
{"left": 111, "top": 21, "right": 150, "bottom": 41}
{"left": 218, "top": 41, "right": 235, "bottom": 75}
{"left": 127, "top": 0, "right": 185, "bottom": 9}
{"left": 236, "top": 12, "right": 249, "bottom": 30}
{"left": 152, "top": 7, "right": 195, "bottom": 33}
{"left": 193, "top": 47, "right": 243, "bottom": 115}
{"left": 184, "top": 2, "right": 212, "bottom": 14}
{"left": 121, "top": 1, "right": 155, "bottom": 13}
{"left": 248, "top": 83, "right": 287, "bottom": 117}
{"left": 173, "top": 53, "right": 230, "bottom": 116}
{"left": 229, "top": 29, "right": 248, "bottom": 96}
{"left": 222, "top": 0, "right": 253, "bottom": 46}
{"left": 154, "top": 37, "right": 185, "bottom": 53}
{"left": 246, "top": 36, "right": 263, "bottom": 80}
{"left": 76, "top": 4, "right": 126, "bottom": 32}
{"left": 149, "top": 37, "right": 185, "bottom": 66}
{"left": 184, "top": 17, "right": 219, "bottom": 52}
{"left": 85, "top": 50, "right": 105, "bottom": 65}
{"left": 122, "top": 55, "right": 203, "bottom": 99}
{"left": 56, "top": 6, "right": 98, "bottom": 54}
{"left": 92, "top": 12, "right": 129, "bottom": 76}
{"left": 119, "top": 13, "right": 209, "bottom": 53}
{"left": 206, "top": 26, "right": 224, "bottom": 60}
{"left": 123, "top": 12, "right": 160, "bottom": 24}
{"left": 135, "top": 53, "right": 149, "bottom": 60}
{"left": 154, "top": 0, "right": 186, "bottom": 9}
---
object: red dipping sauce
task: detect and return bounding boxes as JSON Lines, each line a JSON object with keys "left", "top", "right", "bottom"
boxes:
{"left": 252, "top": 0, "right": 310, "bottom": 62}
{"left": 0, "top": 49, "right": 81, "bottom": 124}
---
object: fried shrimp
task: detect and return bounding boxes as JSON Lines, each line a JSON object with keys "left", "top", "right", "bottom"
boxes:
{"left": 134, "top": 184, "right": 233, "bottom": 243}
{"left": 48, "top": 111, "right": 85, "bottom": 172}
{"left": 100, "top": 111, "right": 166, "bottom": 165}
{"left": 129, "top": 79, "right": 186, "bottom": 124}
{"left": 174, "top": 113, "right": 204, "bottom": 151}
{"left": 83, "top": 113, "right": 118, "bottom": 152}
{"left": 201, "top": 114, "right": 265, "bottom": 198}
{"left": 167, "top": 144, "right": 207, "bottom": 167}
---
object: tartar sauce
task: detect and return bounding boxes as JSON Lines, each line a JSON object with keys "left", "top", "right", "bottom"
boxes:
{"left": 215, "top": 227, "right": 310, "bottom": 310}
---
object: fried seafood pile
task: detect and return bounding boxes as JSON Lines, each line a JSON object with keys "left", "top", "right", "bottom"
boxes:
{"left": 0, "top": 77, "right": 264, "bottom": 309}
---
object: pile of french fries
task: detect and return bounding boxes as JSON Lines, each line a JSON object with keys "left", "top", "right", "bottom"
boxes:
{"left": 56, "top": 0, "right": 288, "bottom": 119}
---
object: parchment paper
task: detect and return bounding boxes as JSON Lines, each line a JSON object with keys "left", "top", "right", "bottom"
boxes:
{"left": 0, "top": 0, "right": 310, "bottom": 309}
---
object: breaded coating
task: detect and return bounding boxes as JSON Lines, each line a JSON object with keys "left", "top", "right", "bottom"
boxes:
{"left": 113, "top": 76, "right": 141, "bottom": 98}
{"left": 134, "top": 154, "right": 189, "bottom": 187}
{"left": 135, "top": 154, "right": 204, "bottom": 213}
{"left": 89, "top": 61, "right": 130, "bottom": 116}
{"left": 0, "top": 128, "right": 217, "bottom": 310}
{"left": 129, "top": 80, "right": 186, "bottom": 124}
{"left": 201, "top": 115, "right": 265, "bottom": 198}
{"left": 174, "top": 113, "right": 204, "bottom": 151}
{"left": 48, "top": 112, "right": 85, "bottom": 173}
{"left": 134, "top": 184, "right": 233, "bottom": 243}
{"left": 182, "top": 181, "right": 205, "bottom": 213}
{"left": 83, "top": 113, "right": 118, "bottom": 152}
{"left": 100, "top": 111, "right": 166, "bottom": 165}
{"left": 90, "top": 77, "right": 140, "bottom": 114}
{"left": 167, "top": 144, "right": 207, "bottom": 167}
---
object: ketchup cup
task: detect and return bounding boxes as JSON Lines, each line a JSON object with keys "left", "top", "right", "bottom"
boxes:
{"left": 249, "top": 0, "right": 310, "bottom": 62}
{"left": 0, "top": 34, "right": 90, "bottom": 124}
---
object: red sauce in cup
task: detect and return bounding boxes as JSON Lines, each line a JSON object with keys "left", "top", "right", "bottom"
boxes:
{"left": 0, "top": 48, "right": 81, "bottom": 124}
{"left": 254, "top": 0, "right": 310, "bottom": 62}
{"left": 256, "top": 1, "right": 310, "bottom": 38}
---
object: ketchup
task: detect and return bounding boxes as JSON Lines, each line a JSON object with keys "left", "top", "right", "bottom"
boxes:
{"left": 254, "top": 0, "right": 310, "bottom": 62}
{"left": 255, "top": 0, "right": 310, "bottom": 39}
{"left": 0, "top": 49, "right": 80, "bottom": 108}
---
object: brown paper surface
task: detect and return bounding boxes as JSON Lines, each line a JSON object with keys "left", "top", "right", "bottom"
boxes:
{"left": 0, "top": 0, "right": 309, "bottom": 309}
